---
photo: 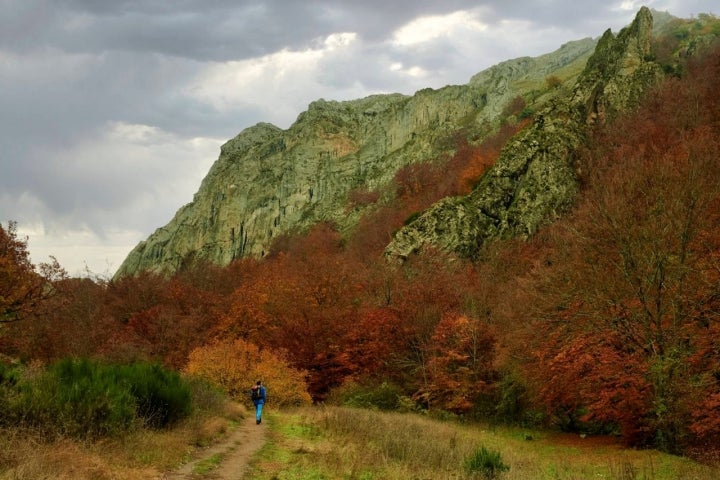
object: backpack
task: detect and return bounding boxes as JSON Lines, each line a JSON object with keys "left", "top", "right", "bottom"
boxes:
{"left": 251, "top": 386, "right": 263, "bottom": 401}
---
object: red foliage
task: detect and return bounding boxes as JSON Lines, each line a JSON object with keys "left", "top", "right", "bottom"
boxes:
{"left": 519, "top": 45, "right": 720, "bottom": 451}
{"left": 535, "top": 330, "right": 652, "bottom": 443}
{"left": 503, "top": 95, "right": 526, "bottom": 118}
{"left": 8, "top": 44, "right": 720, "bottom": 458}
{"left": 342, "top": 306, "right": 409, "bottom": 376}
{"left": 346, "top": 186, "right": 380, "bottom": 210}
{"left": 105, "top": 275, "right": 216, "bottom": 367}
{"left": 0, "top": 221, "right": 66, "bottom": 324}
{"left": 218, "top": 224, "right": 368, "bottom": 398}
{"left": 345, "top": 205, "right": 409, "bottom": 260}
{"left": 446, "top": 121, "right": 530, "bottom": 196}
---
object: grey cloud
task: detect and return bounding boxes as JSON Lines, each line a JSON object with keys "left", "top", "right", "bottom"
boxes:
{"left": 1, "top": 0, "right": 717, "bottom": 274}
{"left": 3, "top": 1, "right": 715, "bottom": 65}
{"left": 2, "top": 1, "right": 517, "bottom": 61}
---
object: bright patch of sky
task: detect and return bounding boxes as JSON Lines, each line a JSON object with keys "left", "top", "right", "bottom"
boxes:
{"left": 392, "top": 10, "right": 488, "bottom": 46}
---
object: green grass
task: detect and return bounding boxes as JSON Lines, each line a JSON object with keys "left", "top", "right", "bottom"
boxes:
{"left": 247, "top": 407, "right": 720, "bottom": 480}
{"left": 193, "top": 453, "right": 223, "bottom": 474}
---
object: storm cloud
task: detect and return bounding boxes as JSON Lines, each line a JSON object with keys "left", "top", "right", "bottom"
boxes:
{"left": 0, "top": 0, "right": 716, "bottom": 275}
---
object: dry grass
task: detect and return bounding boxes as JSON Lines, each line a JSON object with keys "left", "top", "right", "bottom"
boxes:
{"left": 3, "top": 403, "right": 717, "bottom": 480}
{"left": 0, "top": 400, "right": 247, "bottom": 480}
{"left": 0, "top": 428, "right": 157, "bottom": 480}
{"left": 250, "top": 406, "right": 720, "bottom": 480}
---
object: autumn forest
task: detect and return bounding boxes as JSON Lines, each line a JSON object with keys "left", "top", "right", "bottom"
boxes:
{"left": 2, "top": 34, "right": 720, "bottom": 461}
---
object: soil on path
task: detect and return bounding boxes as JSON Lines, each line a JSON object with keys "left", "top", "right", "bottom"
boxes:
{"left": 163, "top": 415, "right": 266, "bottom": 479}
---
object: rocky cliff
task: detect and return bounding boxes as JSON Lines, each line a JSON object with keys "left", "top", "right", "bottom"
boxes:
{"left": 384, "top": 6, "right": 662, "bottom": 260}
{"left": 114, "top": 30, "right": 597, "bottom": 277}
{"left": 114, "top": 6, "right": 697, "bottom": 278}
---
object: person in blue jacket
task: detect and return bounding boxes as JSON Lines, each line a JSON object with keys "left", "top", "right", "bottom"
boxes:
{"left": 250, "top": 380, "right": 267, "bottom": 424}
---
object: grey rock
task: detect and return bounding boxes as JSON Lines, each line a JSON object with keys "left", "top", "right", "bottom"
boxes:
{"left": 384, "top": 7, "right": 662, "bottom": 260}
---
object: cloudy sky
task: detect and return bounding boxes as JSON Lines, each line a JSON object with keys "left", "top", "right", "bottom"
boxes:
{"left": 1, "top": 0, "right": 716, "bottom": 277}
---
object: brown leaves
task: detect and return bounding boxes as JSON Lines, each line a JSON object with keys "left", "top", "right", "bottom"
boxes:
{"left": 0, "top": 221, "right": 66, "bottom": 324}
{"left": 416, "top": 314, "right": 497, "bottom": 413}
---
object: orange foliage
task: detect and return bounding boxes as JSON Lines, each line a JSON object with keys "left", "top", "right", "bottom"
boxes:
{"left": 217, "top": 224, "right": 368, "bottom": 399}
{"left": 185, "top": 338, "right": 311, "bottom": 407}
{"left": 415, "top": 314, "right": 497, "bottom": 413}
{"left": 448, "top": 121, "right": 530, "bottom": 196}
{"left": 7, "top": 44, "right": 720, "bottom": 458}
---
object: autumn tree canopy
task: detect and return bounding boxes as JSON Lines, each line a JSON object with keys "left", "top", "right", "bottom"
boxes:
{"left": 0, "top": 221, "right": 65, "bottom": 324}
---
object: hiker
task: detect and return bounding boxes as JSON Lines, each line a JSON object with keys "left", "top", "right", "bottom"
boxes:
{"left": 250, "top": 380, "right": 266, "bottom": 424}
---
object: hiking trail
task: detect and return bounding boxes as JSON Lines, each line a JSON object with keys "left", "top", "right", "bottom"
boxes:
{"left": 162, "top": 415, "right": 265, "bottom": 479}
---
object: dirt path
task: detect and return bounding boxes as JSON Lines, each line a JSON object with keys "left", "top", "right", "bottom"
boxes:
{"left": 163, "top": 415, "right": 266, "bottom": 479}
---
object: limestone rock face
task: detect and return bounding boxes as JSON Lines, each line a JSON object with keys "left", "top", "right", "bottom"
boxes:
{"left": 116, "top": 89, "right": 488, "bottom": 277}
{"left": 469, "top": 37, "right": 597, "bottom": 118}
{"left": 114, "top": 28, "right": 598, "bottom": 278}
{"left": 384, "top": 7, "right": 662, "bottom": 260}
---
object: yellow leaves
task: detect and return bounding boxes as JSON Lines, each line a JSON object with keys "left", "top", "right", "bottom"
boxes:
{"left": 185, "top": 338, "right": 312, "bottom": 407}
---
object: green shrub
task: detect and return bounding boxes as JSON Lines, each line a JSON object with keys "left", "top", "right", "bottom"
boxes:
{"left": 0, "top": 362, "right": 20, "bottom": 387}
{"left": 464, "top": 446, "right": 509, "bottom": 479}
{"left": 518, "top": 106, "right": 535, "bottom": 120}
{"left": 0, "top": 362, "right": 21, "bottom": 423}
{"left": 16, "top": 358, "right": 136, "bottom": 437}
{"left": 7, "top": 358, "right": 192, "bottom": 438}
{"left": 330, "top": 380, "right": 404, "bottom": 411}
{"left": 114, "top": 362, "right": 192, "bottom": 428}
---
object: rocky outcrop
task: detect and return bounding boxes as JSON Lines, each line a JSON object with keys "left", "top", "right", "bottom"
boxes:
{"left": 115, "top": 89, "right": 483, "bottom": 277}
{"left": 114, "top": 33, "right": 596, "bottom": 278}
{"left": 384, "top": 7, "right": 663, "bottom": 260}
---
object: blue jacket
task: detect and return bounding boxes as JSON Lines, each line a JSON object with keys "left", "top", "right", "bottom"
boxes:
{"left": 251, "top": 385, "right": 266, "bottom": 405}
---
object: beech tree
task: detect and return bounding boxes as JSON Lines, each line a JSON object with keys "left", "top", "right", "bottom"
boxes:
{"left": 342, "top": 306, "right": 410, "bottom": 378}
{"left": 415, "top": 314, "right": 497, "bottom": 413}
{"left": 536, "top": 329, "right": 651, "bottom": 439}
{"left": 6, "top": 277, "right": 112, "bottom": 361}
{"left": 217, "top": 224, "right": 367, "bottom": 398}
{"left": 0, "top": 221, "right": 65, "bottom": 324}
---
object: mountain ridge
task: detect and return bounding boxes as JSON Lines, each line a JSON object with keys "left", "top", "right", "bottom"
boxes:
{"left": 114, "top": 7, "right": 688, "bottom": 278}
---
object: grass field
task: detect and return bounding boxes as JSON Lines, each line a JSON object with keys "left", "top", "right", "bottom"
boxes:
{"left": 247, "top": 407, "right": 720, "bottom": 480}
{"left": 1, "top": 404, "right": 718, "bottom": 479}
